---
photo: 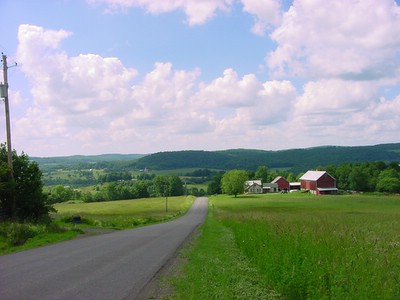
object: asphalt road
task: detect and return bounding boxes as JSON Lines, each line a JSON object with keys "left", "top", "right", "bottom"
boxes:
{"left": 0, "top": 197, "right": 208, "bottom": 300}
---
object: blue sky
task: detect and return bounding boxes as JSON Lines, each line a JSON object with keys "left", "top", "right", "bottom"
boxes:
{"left": 1, "top": 0, "right": 399, "bottom": 157}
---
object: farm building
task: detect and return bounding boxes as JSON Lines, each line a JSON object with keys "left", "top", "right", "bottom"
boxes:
{"left": 244, "top": 180, "right": 278, "bottom": 194}
{"left": 271, "top": 176, "right": 290, "bottom": 191}
{"left": 290, "top": 182, "right": 301, "bottom": 191}
{"left": 244, "top": 180, "right": 263, "bottom": 194}
{"left": 263, "top": 183, "right": 279, "bottom": 193}
{"left": 299, "top": 171, "right": 338, "bottom": 195}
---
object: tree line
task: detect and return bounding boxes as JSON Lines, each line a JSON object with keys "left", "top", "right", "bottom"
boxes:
{"left": 324, "top": 161, "right": 400, "bottom": 193}
{"left": 1, "top": 141, "right": 399, "bottom": 224}
{"left": 209, "top": 162, "right": 400, "bottom": 197}
{"left": 48, "top": 175, "right": 185, "bottom": 203}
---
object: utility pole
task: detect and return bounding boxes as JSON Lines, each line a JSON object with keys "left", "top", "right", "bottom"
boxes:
{"left": 1, "top": 53, "right": 16, "bottom": 218}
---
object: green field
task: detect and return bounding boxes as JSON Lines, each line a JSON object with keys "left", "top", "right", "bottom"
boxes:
{"left": 170, "top": 193, "right": 400, "bottom": 299}
{"left": 54, "top": 196, "right": 195, "bottom": 229}
{"left": 0, "top": 196, "right": 194, "bottom": 254}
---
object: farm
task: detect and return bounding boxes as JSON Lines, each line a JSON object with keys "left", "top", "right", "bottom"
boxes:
{"left": 170, "top": 193, "right": 400, "bottom": 299}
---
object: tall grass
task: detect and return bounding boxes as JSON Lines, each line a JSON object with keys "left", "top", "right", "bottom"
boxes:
{"left": 0, "top": 222, "right": 77, "bottom": 254}
{"left": 169, "top": 208, "right": 281, "bottom": 299}
{"left": 214, "top": 194, "right": 400, "bottom": 299}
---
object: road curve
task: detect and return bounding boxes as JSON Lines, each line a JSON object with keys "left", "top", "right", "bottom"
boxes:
{"left": 0, "top": 197, "right": 208, "bottom": 300}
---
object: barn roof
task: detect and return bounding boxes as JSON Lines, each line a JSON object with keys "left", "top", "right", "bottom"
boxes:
{"left": 299, "top": 171, "right": 328, "bottom": 181}
{"left": 271, "top": 176, "right": 288, "bottom": 183}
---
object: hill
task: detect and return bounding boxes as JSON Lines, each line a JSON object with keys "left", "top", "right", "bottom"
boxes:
{"left": 31, "top": 154, "right": 146, "bottom": 172}
{"left": 135, "top": 143, "right": 400, "bottom": 173}
{"left": 30, "top": 143, "right": 400, "bottom": 174}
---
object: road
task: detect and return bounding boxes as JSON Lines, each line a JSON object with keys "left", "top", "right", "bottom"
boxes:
{"left": 0, "top": 197, "right": 208, "bottom": 300}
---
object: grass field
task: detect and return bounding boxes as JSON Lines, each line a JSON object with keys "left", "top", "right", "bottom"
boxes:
{"left": 0, "top": 196, "right": 194, "bottom": 255}
{"left": 170, "top": 193, "right": 400, "bottom": 299}
{"left": 54, "top": 196, "right": 195, "bottom": 229}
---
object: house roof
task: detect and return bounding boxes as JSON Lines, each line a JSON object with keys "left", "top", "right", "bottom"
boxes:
{"left": 245, "top": 180, "right": 262, "bottom": 186}
{"left": 263, "top": 183, "right": 278, "bottom": 188}
{"left": 271, "top": 176, "right": 288, "bottom": 183}
{"left": 299, "top": 171, "right": 328, "bottom": 181}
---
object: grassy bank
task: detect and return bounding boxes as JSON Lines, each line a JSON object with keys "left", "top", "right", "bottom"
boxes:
{"left": 170, "top": 193, "right": 400, "bottom": 299}
{"left": 168, "top": 206, "right": 281, "bottom": 299}
{"left": 1, "top": 196, "right": 194, "bottom": 255}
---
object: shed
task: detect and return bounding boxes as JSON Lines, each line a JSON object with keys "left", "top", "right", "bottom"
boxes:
{"left": 299, "top": 171, "right": 337, "bottom": 195}
{"left": 263, "top": 183, "right": 279, "bottom": 193}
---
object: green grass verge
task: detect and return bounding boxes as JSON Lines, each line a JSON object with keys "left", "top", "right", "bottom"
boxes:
{"left": 168, "top": 206, "right": 281, "bottom": 299}
{"left": 169, "top": 193, "right": 400, "bottom": 299}
{"left": 0, "top": 222, "right": 80, "bottom": 255}
{"left": 1, "top": 196, "right": 194, "bottom": 255}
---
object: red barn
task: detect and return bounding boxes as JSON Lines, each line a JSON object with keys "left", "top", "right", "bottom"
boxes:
{"left": 271, "top": 176, "right": 290, "bottom": 192}
{"left": 299, "top": 171, "right": 337, "bottom": 195}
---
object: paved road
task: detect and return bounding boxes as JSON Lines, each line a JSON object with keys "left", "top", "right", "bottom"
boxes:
{"left": 0, "top": 197, "right": 208, "bottom": 300}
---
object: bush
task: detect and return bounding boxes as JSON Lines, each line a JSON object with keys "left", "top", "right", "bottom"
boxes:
{"left": 0, "top": 223, "right": 40, "bottom": 246}
{"left": 0, "top": 222, "right": 68, "bottom": 247}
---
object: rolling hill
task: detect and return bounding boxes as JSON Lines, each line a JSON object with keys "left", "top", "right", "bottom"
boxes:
{"left": 134, "top": 143, "right": 400, "bottom": 173}
{"left": 31, "top": 143, "right": 400, "bottom": 174}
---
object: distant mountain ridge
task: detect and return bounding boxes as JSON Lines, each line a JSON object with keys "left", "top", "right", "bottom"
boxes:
{"left": 31, "top": 143, "right": 400, "bottom": 173}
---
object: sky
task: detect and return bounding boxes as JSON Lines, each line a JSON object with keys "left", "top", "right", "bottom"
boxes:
{"left": 0, "top": 0, "right": 400, "bottom": 157}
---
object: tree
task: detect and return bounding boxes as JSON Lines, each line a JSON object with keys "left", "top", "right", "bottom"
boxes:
{"left": 207, "top": 173, "right": 223, "bottom": 195}
{"left": 153, "top": 176, "right": 171, "bottom": 197}
{"left": 255, "top": 166, "right": 268, "bottom": 182}
{"left": 169, "top": 175, "right": 184, "bottom": 196}
{"left": 348, "top": 166, "right": 370, "bottom": 192}
{"left": 153, "top": 175, "right": 184, "bottom": 197}
{"left": 376, "top": 169, "right": 400, "bottom": 193}
{"left": 0, "top": 144, "right": 52, "bottom": 222}
{"left": 221, "top": 169, "right": 248, "bottom": 197}
{"left": 49, "top": 185, "right": 75, "bottom": 203}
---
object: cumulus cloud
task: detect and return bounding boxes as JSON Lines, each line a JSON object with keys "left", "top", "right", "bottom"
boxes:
{"left": 9, "top": 12, "right": 400, "bottom": 156}
{"left": 87, "top": 0, "right": 234, "bottom": 25}
{"left": 241, "top": 0, "right": 282, "bottom": 35}
{"left": 197, "top": 69, "right": 262, "bottom": 107}
{"left": 88, "top": 0, "right": 282, "bottom": 34}
{"left": 268, "top": 0, "right": 400, "bottom": 79}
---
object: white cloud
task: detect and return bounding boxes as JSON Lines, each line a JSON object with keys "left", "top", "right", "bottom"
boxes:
{"left": 241, "top": 0, "right": 282, "bottom": 35}
{"left": 197, "top": 69, "right": 262, "bottom": 107}
{"left": 237, "top": 80, "right": 296, "bottom": 125}
{"left": 268, "top": 0, "right": 400, "bottom": 79}
{"left": 88, "top": 0, "right": 283, "bottom": 34}
{"left": 295, "top": 79, "right": 377, "bottom": 115}
{"left": 87, "top": 0, "right": 234, "bottom": 25}
{"left": 8, "top": 20, "right": 400, "bottom": 156}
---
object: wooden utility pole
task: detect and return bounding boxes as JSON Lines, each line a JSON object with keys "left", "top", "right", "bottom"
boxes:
{"left": 1, "top": 53, "right": 16, "bottom": 218}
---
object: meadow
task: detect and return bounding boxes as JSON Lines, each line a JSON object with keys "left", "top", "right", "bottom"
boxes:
{"left": 54, "top": 196, "right": 194, "bottom": 229}
{"left": 170, "top": 193, "right": 400, "bottom": 299}
{"left": 0, "top": 196, "right": 194, "bottom": 254}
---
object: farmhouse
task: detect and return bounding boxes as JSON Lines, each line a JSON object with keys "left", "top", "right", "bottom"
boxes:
{"left": 244, "top": 180, "right": 263, "bottom": 194}
{"left": 244, "top": 180, "right": 278, "bottom": 194}
{"left": 272, "top": 176, "right": 290, "bottom": 191}
{"left": 299, "top": 170, "right": 338, "bottom": 195}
